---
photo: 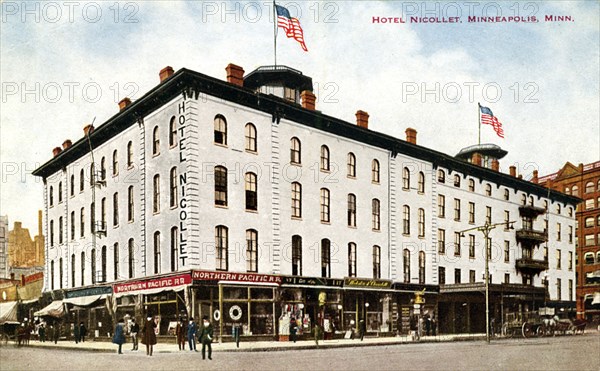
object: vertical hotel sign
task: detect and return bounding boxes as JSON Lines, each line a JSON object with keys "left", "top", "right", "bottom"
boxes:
{"left": 177, "top": 99, "right": 188, "bottom": 266}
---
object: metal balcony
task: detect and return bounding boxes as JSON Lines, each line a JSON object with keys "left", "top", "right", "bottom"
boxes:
{"left": 516, "top": 258, "right": 549, "bottom": 273}
{"left": 516, "top": 228, "right": 548, "bottom": 243}
{"left": 518, "top": 205, "right": 547, "bottom": 218}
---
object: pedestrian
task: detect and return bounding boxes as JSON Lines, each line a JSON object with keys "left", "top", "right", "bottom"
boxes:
{"left": 198, "top": 316, "right": 213, "bottom": 360}
{"left": 53, "top": 323, "right": 60, "bottom": 344}
{"left": 73, "top": 322, "right": 80, "bottom": 343}
{"left": 175, "top": 318, "right": 186, "bottom": 351}
{"left": 290, "top": 317, "right": 298, "bottom": 343}
{"left": 432, "top": 317, "right": 437, "bottom": 336}
{"left": 313, "top": 323, "right": 323, "bottom": 346}
{"left": 232, "top": 323, "right": 241, "bottom": 348}
{"left": 425, "top": 315, "right": 431, "bottom": 336}
{"left": 38, "top": 323, "right": 46, "bottom": 342}
{"left": 359, "top": 320, "right": 366, "bottom": 341}
{"left": 79, "top": 322, "right": 87, "bottom": 342}
{"left": 113, "top": 318, "right": 126, "bottom": 354}
{"left": 187, "top": 317, "right": 198, "bottom": 352}
{"left": 130, "top": 318, "right": 139, "bottom": 351}
{"left": 141, "top": 315, "right": 157, "bottom": 356}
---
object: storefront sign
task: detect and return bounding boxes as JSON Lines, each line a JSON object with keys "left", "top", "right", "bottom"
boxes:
{"left": 282, "top": 276, "right": 343, "bottom": 287}
{"left": 114, "top": 273, "right": 191, "bottom": 294}
{"left": 64, "top": 285, "right": 112, "bottom": 299}
{"left": 177, "top": 100, "right": 189, "bottom": 267}
{"left": 192, "top": 270, "right": 282, "bottom": 284}
{"left": 344, "top": 278, "right": 392, "bottom": 289}
{"left": 23, "top": 272, "right": 44, "bottom": 284}
{"left": 392, "top": 282, "right": 439, "bottom": 293}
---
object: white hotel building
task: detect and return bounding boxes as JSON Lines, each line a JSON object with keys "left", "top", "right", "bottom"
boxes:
{"left": 33, "top": 64, "right": 578, "bottom": 339}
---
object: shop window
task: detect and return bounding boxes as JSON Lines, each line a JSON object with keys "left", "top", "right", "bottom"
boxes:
{"left": 292, "top": 235, "right": 302, "bottom": 276}
{"left": 290, "top": 137, "right": 301, "bottom": 164}
{"left": 245, "top": 123, "right": 257, "bottom": 152}
{"left": 347, "top": 194, "right": 356, "bottom": 227}
{"left": 216, "top": 226, "right": 228, "bottom": 271}
{"left": 245, "top": 172, "right": 258, "bottom": 211}
{"left": 246, "top": 229, "right": 258, "bottom": 272}
{"left": 373, "top": 245, "right": 381, "bottom": 279}
{"left": 321, "top": 239, "right": 331, "bottom": 278}
{"left": 214, "top": 115, "right": 227, "bottom": 145}
{"left": 348, "top": 243, "right": 357, "bottom": 277}
{"left": 291, "top": 182, "right": 302, "bottom": 218}
{"left": 215, "top": 166, "right": 228, "bottom": 207}
{"left": 347, "top": 152, "right": 356, "bottom": 177}
{"left": 169, "top": 116, "right": 177, "bottom": 147}
{"left": 320, "top": 145, "right": 330, "bottom": 171}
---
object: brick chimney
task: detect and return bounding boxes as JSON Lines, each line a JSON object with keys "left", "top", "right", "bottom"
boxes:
{"left": 226, "top": 63, "right": 245, "bottom": 87}
{"left": 405, "top": 128, "right": 417, "bottom": 144}
{"left": 301, "top": 90, "right": 316, "bottom": 110}
{"left": 159, "top": 66, "right": 174, "bottom": 82}
{"left": 52, "top": 147, "right": 62, "bottom": 157}
{"left": 356, "top": 110, "right": 369, "bottom": 129}
{"left": 509, "top": 166, "right": 517, "bottom": 177}
{"left": 532, "top": 170, "right": 539, "bottom": 183}
{"left": 83, "top": 124, "right": 94, "bottom": 136}
{"left": 472, "top": 153, "right": 482, "bottom": 166}
{"left": 491, "top": 159, "right": 500, "bottom": 172}
{"left": 118, "top": 97, "right": 132, "bottom": 111}
{"left": 62, "top": 139, "right": 72, "bottom": 150}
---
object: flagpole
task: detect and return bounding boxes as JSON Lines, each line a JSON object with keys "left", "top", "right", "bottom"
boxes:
{"left": 273, "top": 1, "right": 277, "bottom": 66}
{"left": 478, "top": 102, "right": 481, "bottom": 145}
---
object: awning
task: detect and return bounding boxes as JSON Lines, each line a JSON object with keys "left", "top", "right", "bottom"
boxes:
{"left": 0, "top": 301, "right": 19, "bottom": 324}
{"left": 34, "top": 300, "right": 65, "bottom": 318}
{"left": 63, "top": 295, "right": 102, "bottom": 307}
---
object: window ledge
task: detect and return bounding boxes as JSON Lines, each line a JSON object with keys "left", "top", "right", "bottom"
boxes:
{"left": 321, "top": 221, "right": 331, "bottom": 225}
{"left": 245, "top": 209, "right": 258, "bottom": 213}
{"left": 291, "top": 216, "right": 302, "bottom": 221}
{"left": 215, "top": 204, "right": 228, "bottom": 209}
{"left": 245, "top": 150, "right": 258, "bottom": 155}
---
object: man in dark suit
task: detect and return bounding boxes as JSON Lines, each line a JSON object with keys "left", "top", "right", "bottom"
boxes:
{"left": 198, "top": 316, "right": 213, "bottom": 360}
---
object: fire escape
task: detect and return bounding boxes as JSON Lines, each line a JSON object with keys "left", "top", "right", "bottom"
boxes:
{"left": 515, "top": 205, "right": 548, "bottom": 282}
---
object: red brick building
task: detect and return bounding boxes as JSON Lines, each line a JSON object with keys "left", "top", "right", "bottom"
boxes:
{"left": 538, "top": 161, "right": 600, "bottom": 322}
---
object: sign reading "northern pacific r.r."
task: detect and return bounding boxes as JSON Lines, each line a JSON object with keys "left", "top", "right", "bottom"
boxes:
{"left": 344, "top": 278, "right": 392, "bottom": 289}
{"left": 113, "top": 273, "right": 191, "bottom": 294}
{"left": 192, "top": 270, "right": 282, "bottom": 284}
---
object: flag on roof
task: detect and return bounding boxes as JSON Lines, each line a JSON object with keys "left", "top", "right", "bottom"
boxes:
{"left": 275, "top": 3, "right": 308, "bottom": 51}
{"left": 479, "top": 105, "right": 504, "bottom": 138}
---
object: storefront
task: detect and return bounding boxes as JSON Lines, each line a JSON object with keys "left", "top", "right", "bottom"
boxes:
{"left": 63, "top": 285, "right": 113, "bottom": 338}
{"left": 392, "top": 282, "right": 439, "bottom": 336}
{"left": 343, "top": 278, "right": 394, "bottom": 334}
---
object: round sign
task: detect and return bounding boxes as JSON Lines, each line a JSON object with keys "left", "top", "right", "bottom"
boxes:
{"left": 229, "top": 305, "right": 243, "bottom": 321}
{"left": 213, "top": 309, "right": 221, "bottom": 321}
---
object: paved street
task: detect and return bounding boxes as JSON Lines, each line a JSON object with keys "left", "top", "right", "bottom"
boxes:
{"left": 1, "top": 334, "right": 598, "bottom": 370}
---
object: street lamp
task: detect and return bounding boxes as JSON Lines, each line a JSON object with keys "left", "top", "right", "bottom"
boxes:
{"left": 460, "top": 220, "right": 515, "bottom": 344}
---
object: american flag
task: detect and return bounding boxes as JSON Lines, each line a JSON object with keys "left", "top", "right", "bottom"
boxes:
{"left": 275, "top": 4, "right": 308, "bottom": 51}
{"left": 480, "top": 105, "right": 504, "bottom": 138}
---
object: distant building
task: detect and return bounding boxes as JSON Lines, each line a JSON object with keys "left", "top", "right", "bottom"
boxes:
{"left": 8, "top": 211, "right": 45, "bottom": 277}
{"left": 539, "top": 161, "right": 600, "bottom": 322}
{"left": 0, "top": 215, "right": 8, "bottom": 278}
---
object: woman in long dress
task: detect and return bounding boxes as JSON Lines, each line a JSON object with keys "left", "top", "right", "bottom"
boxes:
{"left": 140, "top": 315, "right": 157, "bottom": 356}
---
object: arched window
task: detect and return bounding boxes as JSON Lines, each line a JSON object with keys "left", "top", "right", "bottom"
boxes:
{"left": 438, "top": 169, "right": 445, "bottom": 183}
{"left": 347, "top": 194, "right": 357, "bottom": 227}
{"left": 90, "top": 163, "right": 95, "bottom": 187}
{"left": 348, "top": 243, "right": 357, "bottom": 277}
{"left": 454, "top": 174, "right": 461, "bottom": 187}
{"left": 585, "top": 182, "right": 594, "bottom": 193}
{"left": 80, "top": 207, "right": 85, "bottom": 237}
{"left": 597, "top": 180, "right": 600, "bottom": 192}
{"left": 214, "top": 115, "right": 227, "bottom": 145}
{"left": 320, "top": 145, "right": 330, "bottom": 171}
{"left": 469, "top": 179, "right": 475, "bottom": 192}
{"left": 290, "top": 137, "right": 301, "bottom": 164}
{"left": 584, "top": 252, "right": 594, "bottom": 264}
{"left": 58, "top": 216, "right": 63, "bottom": 244}
{"left": 418, "top": 208, "right": 425, "bottom": 237}
{"left": 215, "top": 166, "right": 228, "bottom": 206}
{"left": 113, "top": 243, "right": 119, "bottom": 280}
{"left": 572, "top": 185, "right": 579, "bottom": 196}
{"left": 373, "top": 246, "right": 381, "bottom": 279}
{"left": 372, "top": 159, "right": 380, "bottom": 183}
{"left": 152, "top": 126, "right": 160, "bottom": 155}
{"left": 128, "top": 239, "right": 134, "bottom": 278}
{"left": 49, "top": 186, "right": 54, "bottom": 206}
{"left": 70, "top": 174, "right": 75, "bottom": 196}
{"left": 372, "top": 199, "right": 380, "bottom": 231}
{"left": 292, "top": 235, "right": 302, "bottom": 276}
{"left": 58, "top": 182, "right": 62, "bottom": 203}
{"left": 347, "top": 152, "right": 356, "bottom": 177}
{"left": 245, "top": 123, "right": 257, "bottom": 152}
{"left": 291, "top": 182, "right": 302, "bottom": 218}
{"left": 50, "top": 260, "right": 55, "bottom": 290}
{"left": 171, "top": 227, "right": 178, "bottom": 272}
{"left": 485, "top": 184, "right": 492, "bottom": 196}
{"left": 170, "top": 167, "right": 178, "bottom": 208}
{"left": 113, "top": 192, "right": 119, "bottom": 227}
{"left": 403, "top": 167, "right": 410, "bottom": 190}
{"left": 91, "top": 248, "right": 96, "bottom": 284}
{"left": 245, "top": 172, "right": 258, "bottom": 211}
{"left": 585, "top": 217, "right": 594, "bottom": 228}
{"left": 127, "top": 141, "right": 133, "bottom": 167}
{"left": 403, "top": 205, "right": 410, "bottom": 235}
{"left": 101, "top": 245, "right": 107, "bottom": 283}
{"left": 49, "top": 219, "right": 54, "bottom": 246}
{"left": 169, "top": 116, "right": 178, "bottom": 147}
{"left": 418, "top": 251, "right": 425, "bottom": 284}
{"left": 90, "top": 202, "right": 95, "bottom": 233}
{"left": 597, "top": 251, "right": 600, "bottom": 263}
{"left": 112, "top": 150, "right": 119, "bottom": 176}
{"left": 80, "top": 168, "right": 85, "bottom": 191}
{"left": 321, "top": 239, "right": 331, "bottom": 278}
{"left": 81, "top": 251, "right": 85, "bottom": 286}
{"left": 246, "top": 229, "right": 258, "bottom": 272}
{"left": 127, "top": 187, "right": 134, "bottom": 222}
{"left": 70, "top": 211, "right": 75, "bottom": 240}
{"left": 320, "top": 188, "right": 330, "bottom": 223}
{"left": 216, "top": 226, "right": 228, "bottom": 271}
{"left": 153, "top": 231, "right": 161, "bottom": 274}
{"left": 418, "top": 172, "right": 425, "bottom": 193}
{"left": 403, "top": 249, "right": 410, "bottom": 283}
{"left": 71, "top": 254, "right": 75, "bottom": 288}
{"left": 100, "top": 156, "right": 106, "bottom": 179}
{"left": 153, "top": 174, "right": 160, "bottom": 213}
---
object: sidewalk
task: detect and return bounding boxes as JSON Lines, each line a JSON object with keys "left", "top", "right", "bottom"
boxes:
{"left": 17, "top": 333, "right": 486, "bottom": 353}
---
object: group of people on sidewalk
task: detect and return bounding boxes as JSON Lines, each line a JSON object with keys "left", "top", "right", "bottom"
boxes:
{"left": 112, "top": 315, "right": 214, "bottom": 359}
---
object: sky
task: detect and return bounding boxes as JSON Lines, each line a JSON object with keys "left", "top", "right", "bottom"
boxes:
{"left": 1, "top": 1, "right": 599, "bottom": 231}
